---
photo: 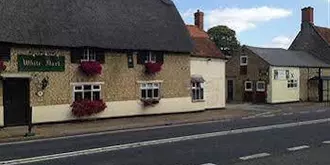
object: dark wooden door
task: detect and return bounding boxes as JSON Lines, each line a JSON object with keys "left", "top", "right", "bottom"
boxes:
{"left": 3, "top": 78, "right": 30, "bottom": 126}
{"left": 227, "top": 80, "right": 234, "bottom": 101}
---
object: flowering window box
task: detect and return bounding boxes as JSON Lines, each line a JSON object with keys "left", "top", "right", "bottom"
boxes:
{"left": 0, "top": 61, "right": 6, "bottom": 72}
{"left": 79, "top": 61, "right": 102, "bottom": 76}
{"left": 145, "top": 62, "right": 162, "bottom": 74}
{"left": 141, "top": 99, "right": 160, "bottom": 107}
{"left": 71, "top": 99, "right": 107, "bottom": 117}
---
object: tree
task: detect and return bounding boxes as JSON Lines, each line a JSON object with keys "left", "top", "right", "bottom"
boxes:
{"left": 207, "top": 25, "right": 240, "bottom": 57}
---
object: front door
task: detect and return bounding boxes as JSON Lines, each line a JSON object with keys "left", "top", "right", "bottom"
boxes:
{"left": 227, "top": 80, "right": 234, "bottom": 101}
{"left": 3, "top": 78, "right": 30, "bottom": 126}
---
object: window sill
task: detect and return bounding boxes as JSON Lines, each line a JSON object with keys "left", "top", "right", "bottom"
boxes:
{"left": 192, "top": 99, "right": 205, "bottom": 103}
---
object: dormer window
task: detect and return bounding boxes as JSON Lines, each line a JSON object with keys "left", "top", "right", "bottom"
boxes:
{"left": 82, "top": 48, "right": 96, "bottom": 61}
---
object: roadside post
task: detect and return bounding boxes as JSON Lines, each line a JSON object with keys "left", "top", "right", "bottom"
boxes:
{"left": 25, "top": 106, "right": 35, "bottom": 137}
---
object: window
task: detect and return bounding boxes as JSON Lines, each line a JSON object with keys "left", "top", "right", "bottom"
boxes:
{"left": 240, "top": 56, "right": 248, "bottom": 66}
{"left": 192, "top": 82, "right": 204, "bottom": 101}
{"left": 145, "top": 52, "right": 157, "bottom": 63}
{"left": 245, "top": 81, "right": 253, "bottom": 91}
{"left": 73, "top": 84, "right": 101, "bottom": 101}
{"left": 287, "top": 79, "right": 298, "bottom": 88}
{"left": 82, "top": 48, "right": 96, "bottom": 61}
{"left": 256, "top": 81, "right": 265, "bottom": 92}
{"left": 140, "top": 83, "right": 160, "bottom": 100}
{"left": 137, "top": 51, "right": 164, "bottom": 64}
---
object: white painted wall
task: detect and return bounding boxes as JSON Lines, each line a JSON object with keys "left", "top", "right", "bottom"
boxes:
{"left": 268, "top": 66, "right": 300, "bottom": 103}
{"left": 32, "top": 97, "right": 205, "bottom": 124}
{"left": 0, "top": 107, "right": 3, "bottom": 127}
{"left": 190, "top": 57, "right": 226, "bottom": 109}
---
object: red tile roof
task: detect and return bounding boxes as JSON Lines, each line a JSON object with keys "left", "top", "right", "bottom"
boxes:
{"left": 315, "top": 26, "right": 330, "bottom": 44}
{"left": 186, "top": 25, "right": 226, "bottom": 59}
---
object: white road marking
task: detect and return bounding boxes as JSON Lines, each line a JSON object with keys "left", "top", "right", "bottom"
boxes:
{"left": 299, "top": 111, "right": 311, "bottom": 114}
{"left": 1, "top": 118, "right": 330, "bottom": 164}
{"left": 200, "top": 163, "right": 216, "bottom": 165}
{"left": 287, "top": 145, "right": 310, "bottom": 151}
{"left": 283, "top": 112, "right": 294, "bottom": 116}
{"left": 260, "top": 114, "right": 276, "bottom": 118}
{"left": 317, "top": 109, "right": 327, "bottom": 113}
{"left": 239, "top": 153, "right": 271, "bottom": 160}
{"left": 322, "top": 141, "right": 330, "bottom": 144}
{"left": 242, "top": 116, "right": 256, "bottom": 120}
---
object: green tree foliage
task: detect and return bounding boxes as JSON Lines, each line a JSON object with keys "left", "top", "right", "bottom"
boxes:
{"left": 207, "top": 25, "right": 240, "bottom": 57}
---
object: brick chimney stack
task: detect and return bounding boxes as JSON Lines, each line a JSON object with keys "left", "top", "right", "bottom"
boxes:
{"left": 194, "top": 10, "right": 204, "bottom": 30}
{"left": 302, "top": 7, "right": 314, "bottom": 24}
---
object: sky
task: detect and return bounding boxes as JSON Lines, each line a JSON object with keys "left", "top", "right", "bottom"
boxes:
{"left": 173, "top": 0, "right": 330, "bottom": 49}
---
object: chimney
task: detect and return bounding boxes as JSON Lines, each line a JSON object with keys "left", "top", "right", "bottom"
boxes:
{"left": 302, "top": 7, "right": 314, "bottom": 24}
{"left": 194, "top": 10, "right": 204, "bottom": 30}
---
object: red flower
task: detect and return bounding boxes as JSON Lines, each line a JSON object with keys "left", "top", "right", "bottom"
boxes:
{"left": 145, "top": 62, "right": 162, "bottom": 74}
{"left": 71, "top": 99, "right": 107, "bottom": 117}
{"left": 0, "top": 61, "right": 6, "bottom": 72}
{"left": 79, "top": 61, "right": 102, "bottom": 76}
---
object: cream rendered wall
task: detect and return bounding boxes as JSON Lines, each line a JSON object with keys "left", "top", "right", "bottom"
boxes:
{"left": 32, "top": 97, "right": 205, "bottom": 123}
{"left": 190, "top": 57, "right": 226, "bottom": 109}
{"left": 268, "top": 66, "right": 300, "bottom": 103}
{"left": 0, "top": 106, "right": 3, "bottom": 127}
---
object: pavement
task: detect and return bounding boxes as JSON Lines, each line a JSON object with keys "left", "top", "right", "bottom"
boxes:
{"left": 0, "top": 102, "right": 328, "bottom": 143}
{"left": 0, "top": 107, "right": 330, "bottom": 165}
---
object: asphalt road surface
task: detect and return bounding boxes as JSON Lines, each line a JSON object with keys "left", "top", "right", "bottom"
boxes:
{"left": 1, "top": 109, "right": 330, "bottom": 165}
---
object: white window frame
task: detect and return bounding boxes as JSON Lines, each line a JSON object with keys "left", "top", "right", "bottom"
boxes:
{"left": 73, "top": 83, "right": 102, "bottom": 101}
{"left": 256, "top": 81, "right": 266, "bottom": 92}
{"left": 240, "top": 56, "right": 248, "bottom": 66}
{"left": 287, "top": 79, "right": 298, "bottom": 88}
{"left": 244, "top": 81, "right": 253, "bottom": 91}
{"left": 191, "top": 82, "right": 204, "bottom": 101}
{"left": 145, "top": 52, "right": 157, "bottom": 63}
{"left": 81, "top": 48, "right": 96, "bottom": 62}
{"left": 140, "top": 82, "right": 161, "bottom": 100}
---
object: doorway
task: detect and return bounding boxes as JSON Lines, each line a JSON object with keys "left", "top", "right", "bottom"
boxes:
{"left": 227, "top": 80, "right": 234, "bottom": 101}
{"left": 3, "top": 78, "right": 30, "bottom": 126}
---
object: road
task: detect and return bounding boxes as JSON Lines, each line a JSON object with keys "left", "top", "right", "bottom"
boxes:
{"left": 0, "top": 109, "right": 330, "bottom": 165}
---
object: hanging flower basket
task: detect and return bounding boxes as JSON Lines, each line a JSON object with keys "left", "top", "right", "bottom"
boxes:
{"left": 145, "top": 62, "right": 162, "bottom": 74}
{"left": 79, "top": 61, "right": 102, "bottom": 76}
{"left": 142, "top": 99, "right": 160, "bottom": 107}
{"left": 71, "top": 99, "right": 107, "bottom": 117}
{"left": 0, "top": 61, "right": 7, "bottom": 72}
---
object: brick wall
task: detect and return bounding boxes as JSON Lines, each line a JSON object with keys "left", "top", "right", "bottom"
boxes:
{"left": 226, "top": 47, "right": 269, "bottom": 102}
{"left": 1, "top": 47, "right": 191, "bottom": 106}
{"left": 290, "top": 23, "right": 330, "bottom": 64}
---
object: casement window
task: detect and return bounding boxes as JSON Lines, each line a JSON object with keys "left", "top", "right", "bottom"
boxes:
{"left": 0, "top": 45, "right": 11, "bottom": 61}
{"left": 240, "top": 56, "right": 248, "bottom": 66}
{"left": 71, "top": 48, "right": 105, "bottom": 64}
{"left": 73, "top": 84, "right": 101, "bottom": 101}
{"left": 145, "top": 52, "right": 157, "bottom": 63}
{"left": 192, "top": 82, "right": 204, "bottom": 101}
{"left": 81, "top": 48, "right": 96, "bottom": 61}
{"left": 287, "top": 79, "right": 298, "bottom": 88}
{"left": 245, "top": 81, "right": 253, "bottom": 91}
{"left": 137, "top": 51, "right": 164, "bottom": 64}
{"left": 140, "top": 83, "right": 161, "bottom": 100}
{"left": 256, "top": 81, "right": 266, "bottom": 92}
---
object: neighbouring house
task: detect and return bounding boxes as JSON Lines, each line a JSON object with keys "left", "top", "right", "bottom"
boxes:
{"left": 226, "top": 45, "right": 330, "bottom": 104}
{"left": 0, "top": 0, "right": 205, "bottom": 127}
{"left": 186, "top": 10, "right": 227, "bottom": 109}
{"left": 290, "top": 6, "right": 330, "bottom": 102}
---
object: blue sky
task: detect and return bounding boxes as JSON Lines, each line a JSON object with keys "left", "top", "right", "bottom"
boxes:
{"left": 174, "top": 0, "right": 330, "bottom": 48}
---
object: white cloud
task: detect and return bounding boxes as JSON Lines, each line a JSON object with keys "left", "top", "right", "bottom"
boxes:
{"left": 182, "top": 6, "right": 292, "bottom": 33}
{"left": 263, "top": 35, "right": 294, "bottom": 49}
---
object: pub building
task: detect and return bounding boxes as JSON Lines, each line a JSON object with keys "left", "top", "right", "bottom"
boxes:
{"left": 0, "top": 0, "right": 207, "bottom": 127}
